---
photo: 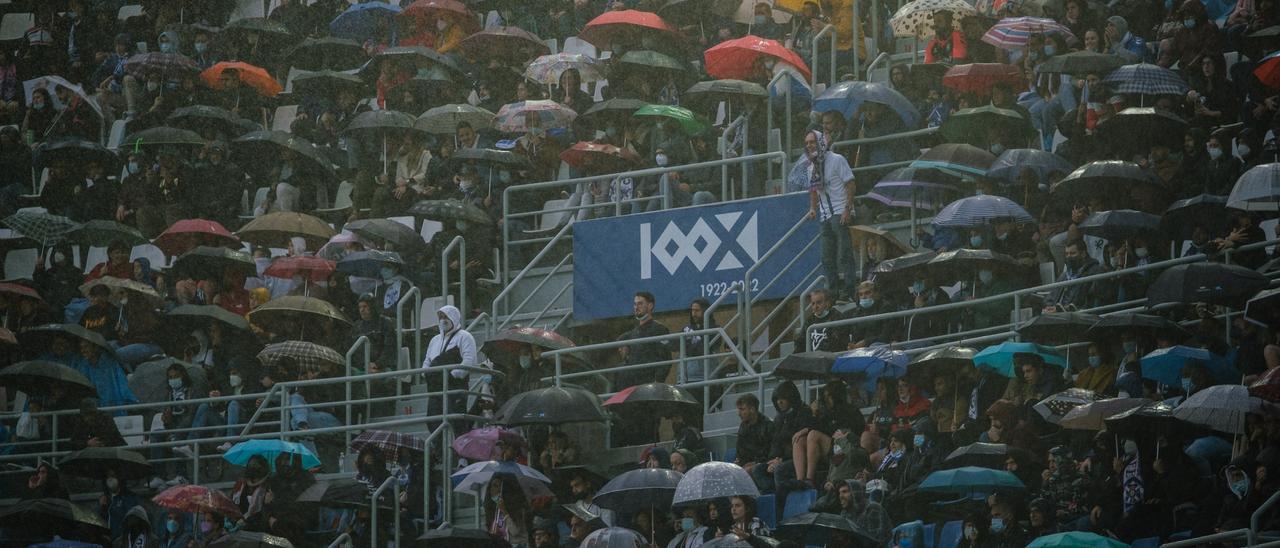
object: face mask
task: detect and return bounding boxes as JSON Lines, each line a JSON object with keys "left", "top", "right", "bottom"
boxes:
{"left": 965, "top": 525, "right": 978, "bottom": 540}
{"left": 1181, "top": 377, "right": 1194, "bottom": 393}
{"left": 106, "top": 477, "right": 119, "bottom": 490}
{"left": 490, "top": 494, "right": 501, "bottom": 503}
{"left": 54, "top": 251, "right": 67, "bottom": 264}
{"left": 228, "top": 374, "right": 242, "bottom": 388}
{"left": 380, "top": 267, "right": 395, "bottom": 281}
{"left": 166, "top": 520, "right": 179, "bottom": 534}
{"left": 1124, "top": 440, "right": 1138, "bottom": 456}
{"left": 127, "top": 161, "right": 141, "bottom": 174}
{"left": 159, "top": 42, "right": 174, "bottom": 53}
{"left": 989, "top": 518, "right": 1005, "bottom": 533}
{"left": 990, "top": 143, "right": 1005, "bottom": 154}
{"left": 439, "top": 319, "right": 452, "bottom": 334}
{"left": 754, "top": 15, "right": 768, "bottom": 25}
{"left": 913, "top": 434, "right": 926, "bottom": 448}
{"left": 1232, "top": 477, "right": 1250, "bottom": 498}
{"left": 655, "top": 153, "right": 668, "bottom": 167}
{"left": 1123, "top": 341, "right": 1138, "bottom": 354}
{"left": 32, "top": 101, "right": 45, "bottom": 110}
{"left": 1208, "top": 145, "right": 1223, "bottom": 159}
{"left": 682, "top": 517, "right": 696, "bottom": 532}
{"left": 606, "top": 126, "right": 619, "bottom": 138}
{"left": 1134, "top": 247, "right": 1149, "bottom": 258}
{"left": 859, "top": 297, "right": 875, "bottom": 309}
{"left": 168, "top": 378, "right": 183, "bottom": 389}
{"left": 456, "top": 220, "right": 469, "bottom": 232}
{"left": 498, "top": 171, "right": 512, "bottom": 184}
{"left": 1183, "top": 18, "right": 1196, "bottom": 28}
{"left": 1038, "top": 182, "right": 1049, "bottom": 192}
{"left": 195, "top": 42, "right": 208, "bottom": 54}
{"left": 978, "top": 270, "right": 994, "bottom": 284}
{"left": 1043, "top": 45, "right": 1056, "bottom": 56}
{"left": 996, "top": 232, "right": 1009, "bottom": 241}
{"left": 970, "top": 235, "right": 983, "bottom": 247}
{"left": 146, "top": 81, "right": 160, "bottom": 92}
{"left": 910, "top": 281, "right": 925, "bottom": 295}
{"left": 1239, "top": 145, "right": 1252, "bottom": 157}
{"left": 200, "top": 521, "right": 214, "bottom": 534}
{"left": 1088, "top": 355, "right": 1102, "bottom": 368}
{"left": 519, "top": 354, "right": 532, "bottom": 370}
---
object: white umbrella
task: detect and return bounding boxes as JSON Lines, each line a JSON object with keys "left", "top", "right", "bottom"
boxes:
{"left": 1227, "top": 163, "right": 1280, "bottom": 212}
{"left": 450, "top": 460, "right": 553, "bottom": 499}
{"left": 672, "top": 461, "right": 759, "bottom": 506}
{"left": 1173, "top": 384, "right": 1263, "bottom": 435}
{"left": 22, "top": 75, "right": 103, "bottom": 117}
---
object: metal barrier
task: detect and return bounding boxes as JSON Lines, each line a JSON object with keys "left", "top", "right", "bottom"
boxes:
{"left": 395, "top": 285, "right": 423, "bottom": 371}
{"left": 740, "top": 212, "right": 822, "bottom": 363}
{"left": 490, "top": 222, "right": 573, "bottom": 335}
{"left": 1161, "top": 490, "right": 1280, "bottom": 547}
{"left": 766, "top": 71, "right": 796, "bottom": 178}
{"left": 370, "top": 474, "right": 402, "bottom": 548}
{"left": 541, "top": 327, "right": 757, "bottom": 394}
{"left": 441, "top": 234, "right": 467, "bottom": 324}
{"left": 811, "top": 24, "right": 838, "bottom": 88}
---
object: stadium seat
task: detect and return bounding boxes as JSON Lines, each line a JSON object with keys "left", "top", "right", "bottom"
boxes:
{"left": 117, "top": 4, "right": 142, "bottom": 21}
{"left": 241, "top": 186, "right": 271, "bottom": 220}
{"left": 721, "top": 447, "right": 736, "bottom": 463}
{"left": 937, "top": 520, "right": 962, "bottom": 548}
{"left": 1131, "top": 538, "right": 1159, "bottom": 548}
{"left": 272, "top": 105, "right": 299, "bottom": 132}
{"left": 782, "top": 489, "right": 817, "bottom": 520}
{"left": 314, "top": 181, "right": 353, "bottom": 221}
{"left": 756, "top": 494, "right": 776, "bottom": 529}
{"left": 421, "top": 219, "right": 443, "bottom": 243}
{"left": 922, "top": 522, "right": 936, "bottom": 548}
{"left": 0, "top": 12, "right": 33, "bottom": 42}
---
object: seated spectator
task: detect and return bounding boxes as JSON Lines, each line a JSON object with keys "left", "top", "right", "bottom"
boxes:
{"left": 1076, "top": 343, "right": 1119, "bottom": 394}
{"left": 1002, "top": 353, "right": 1066, "bottom": 406}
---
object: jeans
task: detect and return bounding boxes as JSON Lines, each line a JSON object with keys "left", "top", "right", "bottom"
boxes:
{"left": 750, "top": 459, "right": 796, "bottom": 517}
{"left": 819, "top": 216, "right": 857, "bottom": 299}
{"left": 289, "top": 393, "right": 342, "bottom": 430}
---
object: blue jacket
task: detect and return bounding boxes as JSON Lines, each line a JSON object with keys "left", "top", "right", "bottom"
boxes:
{"left": 71, "top": 353, "right": 139, "bottom": 412}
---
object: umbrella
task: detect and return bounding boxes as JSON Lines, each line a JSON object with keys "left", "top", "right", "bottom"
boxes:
{"left": 932, "top": 195, "right": 1035, "bottom": 228}
{"left": 1060, "top": 397, "right": 1151, "bottom": 430}
{"left": 153, "top": 484, "right": 243, "bottom": 520}
{"left": 167, "top": 105, "right": 250, "bottom": 138}
{"left": 452, "top": 460, "right": 553, "bottom": 499}
{"left": 416, "top": 526, "right": 507, "bottom": 548}
{"left": 1101, "top": 108, "right": 1188, "bottom": 151}
{"left": 450, "top": 148, "right": 533, "bottom": 171}
{"left": 1035, "top": 50, "right": 1125, "bottom": 76}
{"left": 153, "top": 218, "right": 240, "bottom": 256}
{"left": 580, "top": 527, "right": 651, "bottom": 548}
{"left": 684, "top": 79, "right": 769, "bottom": 106}
{"left": 1174, "top": 384, "right": 1263, "bottom": 434}
{"left": 987, "top": 148, "right": 1075, "bottom": 184}
{"left": 290, "top": 70, "right": 368, "bottom": 100}
{"left": 1250, "top": 367, "right": 1280, "bottom": 402}
{"left": 943, "top": 442, "right": 1033, "bottom": 469}
{"left": 924, "top": 249, "right": 1020, "bottom": 282}
{"left": 1228, "top": 163, "right": 1280, "bottom": 211}
{"left": 22, "top": 324, "right": 115, "bottom": 357}
{"left": 129, "top": 358, "right": 209, "bottom": 405}
{"left": 232, "top": 130, "right": 336, "bottom": 181}
{"left": 1101, "top": 63, "right": 1189, "bottom": 97}
{"left": 1034, "top": 388, "right": 1101, "bottom": 424}
{"left": 408, "top": 199, "right": 491, "bottom": 226}
{"left": 831, "top": 347, "right": 909, "bottom": 391}
{"left": 343, "top": 110, "right": 419, "bottom": 141}
{"left": 350, "top": 429, "right": 425, "bottom": 462}
{"left": 57, "top": 447, "right": 151, "bottom": 480}
{"left": 1027, "top": 531, "right": 1130, "bottom": 548}
{"left": 121, "top": 51, "right": 201, "bottom": 81}
{"left": 1103, "top": 401, "right": 1179, "bottom": 440}
{"left": 942, "top": 63, "right": 1023, "bottom": 97}
{"left": 416, "top": 103, "right": 496, "bottom": 135}
{"left": 361, "top": 46, "right": 463, "bottom": 80}
{"left": 79, "top": 276, "right": 162, "bottom": 304}
{"left": 918, "top": 466, "right": 1025, "bottom": 494}
{"left": 1051, "top": 161, "right": 1165, "bottom": 201}
{"left": 65, "top": 220, "right": 145, "bottom": 248}
{"left": 335, "top": 249, "right": 405, "bottom": 278}
{"left": 224, "top": 439, "right": 321, "bottom": 471}
{"left": 1256, "top": 49, "right": 1280, "bottom": 89}
{"left": 167, "top": 304, "right": 250, "bottom": 333}
{"left": 871, "top": 251, "right": 938, "bottom": 281}
{"left": 200, "top": 61, "right": 281, "bottom": 98}
{"left": 1086, "top": 312, "right": 1190, "bottom": 342}
{"left": 774, "top": 351, "right": 839, "bottom": 380}
{"left": 813, "top": 80, "right": 919, "bottom": 128}
{"left": 209, "top": 531, "right": 294, "bottom": 548}
{"left": 35, "top": 138, "right": 119, "bottom": 171}
{"left": 257, "top": 340, "right": 345, "bottom": 373}
{"left": 495, "top": 385, "right": 609, "bottom": 425}
{"left": 525, "top": 53, "right": 607, "bottom": 85}
{"left": 593, "top": 468, "right": 684, "bottom": 513}
{"left": 0, "top": 282, "right": 42, "bottom": 302}
{"left": 580, "top": 9, "right": 679, "bottom": 49}
{"left": 672, "top": 461, "right": 759, "bottom": 506}
{"left": 1015, "top": 312, "right": 1099, "bottom": 345}
{"left": 23, "top": 75, "right": 102, "bottom": 120}
{"left": 0, "top": 327, "right": 15, "bottom": 346}
{"left": 603, "top": 382, "right": 701, "bottom": 417}
{"left": 296, "top": 479, "right": 395, "bottom": 511}
{"left": 577, "top": 98, "right": 650, "bottom": 130}
{"left": 850, "top": 225, "right": 915, "bottom": 259}
{"left": 907, "top": 346, "right": 977, "bottom": 385}
{"left": 634, "top": 104, "right": 708, "bottom": 135}
{"left": 120, "top": 126, "right": 206, "bottom": 152}
{"left": 1076, "top": 209, "right": 1162, "bottom": 241}
{"left": 911, "top": 143, "right": 997, "bottom": 177}
{"left": 1139, "top": 345, "right": 1237, "bottom": 386}
{"left": 458, "top": 26, "right": 550, "bottom": 63}
{"left": 973, "top": 341, "right": 1067, "bottom": 377}
{"left": 493, "top": 100, "right": 578, "bottom": 132}
{"left": 451, "top": 426, "right": 526, "bottom": 461}
{"left": 262, "top": 255, "right": 336, "bottom": 283}
{"left": 222, "top": 17, "right": 295, "bottom": 44}
{"left": 982, "top": 17, "right": 1076, "bottom": 49}
{"left": 1146, "top": 263, "right": 1269, "bottom": 308}
{"left": 1, "top": 210, "right": 77, "bottom": 247}
{"left": 891, "top": 0, "right": 978, "bottom": 38}
{"left": 559, "top": 141, "right": 642, "bottom": 173}
{"left": 286, "top": 37, "right": 367, "bottom": 71}
{"left": 616, "top": 50, "right": 688, "bottom": 76}
{"left": 777, "top": 512, "right": 877, "bottom": 547}
{"left": 345, "top": 218, "right": 424, "bottom": 252}
{"left": 0, "top": 498, "right": 108, "bottom": 537}
{"left": 1163, "top": 194, "right": 1230, "bottom": 236}
{"left": 940, "top": 105, "right": 1035, "bottom": 145}
{"left": 1, "top": 361, "right": 97, "bottom": 401}
{"left": 237, "top": 212, "right": 336, "bottom": 249}
{"left": 248, "top": 296, "right": 351, "bottom": 333}
{"left": 329, "top": 1, "right": 401, "bottom": 41}
{"left": 480, "top": 326, "right": 576, "bottom": 366}
{"left": 701, "top": 534, "right": 780, "bottom": 548}
{"left": 173, "top": 246, "right": 256, "bottom": 279}
{"left": 704, "top": 35, "right": 812, "bottom": 82}
{"left": 402, "top": 0, "right": 478, "bottom": 29}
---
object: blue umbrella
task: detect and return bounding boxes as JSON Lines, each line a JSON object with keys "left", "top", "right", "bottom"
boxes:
{"left": 1139, "top": 345, "right": 1237, "bottom": 386}
{"left": 330, "top": 1, "right": 401, "bottom": 42}
{"left": 223, "top": 439, "right": 321, "bottom": 471}
{"left": 866, "top": 167, "right": 964, "bottom": 209}
{"left": 336, "top": 249, "right": 405, "bottom": 278}
{"left": 832, "top": 346, "right": 909, "bottom": 391}
{"left": 813, "top": 80, "right": 920, "bottom": 127}
{"left": 918, "top": 466, "right": 1025, "bottom": 494}
{"left": 932, "top": 195, "right": 1036, "bottom": 228}
{"left": 973, "top": 341, "right": 1067, "bottom": 378}
{"left": 986, "top": 148, "right": 1075, "bottom": 184}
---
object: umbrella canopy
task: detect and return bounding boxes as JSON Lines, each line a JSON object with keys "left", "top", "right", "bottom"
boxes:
{"left": 943, "top": 442, "right": 1033, "bottom": 469}
{"left": 209, "top": 531, "right": 294, "bottom": 547}
{"left": 603, "top": 382, "right": 701, "bottom": 417}
{"left": 982, "top": 17, "right": 1076, "bottom": 49}
{"left": 416, "top": 103, "right": 495, "bottom": 134}
{"left": 580, "top": 527, "right": 651, "bottom": 548}
{"left": 64, "top": 220, "right": 145, "bottom": 248}
{"left": 1076, "top": 209, "right": 1163, "bottom": 241}
{"left": 616, "top": 49, "right": 688, "bottom": 76}
{"left": 1051, "top": 160, "right": 1165, "bottom": 202}
{"left": 35, "top": 138, "right": 119, "bottom": 172}
{"left": 248, "top": 296, "right": 351, "bottom": 333}
{"left": 559, "top": 141, "right": 642, "bottom": 173}
{"left": 237, "top": 212, "right": 336, "bottom": 249}
{"left": 1247, "top": 288, "right": 1280, "bottom": 329}
{"left": 57, "top": 447, "right": 151, "bottom": 480}
{"left": 777, "top": 512, "right": 876, "bottom": 547}
{"left": 1027, "top": 531, "right": 1130, "bottom": 548}
{"left": 907, "top": 346, "right": 977, "bottom": 385}
{"left": 1228, "top": 163, "right": 1280, "bottom": 211}
{"left": 891, "top": 0, "right": 978, "bottom": 38}
{"left": 222, "top": 17, "right": 296, "bottom": 44}
{"left": 329, "top": 1, "right": 401, "bottom": 41}
{"left": 593, "top": 468, "right": 684, "bottom": 513}
{"left": 296, "top": 479, "right": 395, "bottom": 511}
{"left": 576, "top": 98, "right": 650, "bottom": 130}
{"left": 1137, "top": 345, "right": 1226, "bottom": 386}
{"left": 496, "top": 385, "right": 609, "bottom": 425}
{"left": 684, "top": 79, "right": 769, "bottom": 106}
{"left": 942, "top": 63, "right": 1023, "bottom": 97}
{"left": 1162, "top": 194, "right": 1230, "bottom": 236}
{"left": 774, "top": 351, "right": 839, "bottom": 380}
{"left": 342, "top": 110, "right": 419, "bottom": 144}
{"left": 121, "top": 51, "right": 201, "bottom": 80}
{"left": 973, "top": 341, "right": 1067, "bottom": 377}
{"left": 402, "top": 0, "right": 478, "bottom": 29}
{"left": 153, "top": 218, "right": 240, "bottom": 256}
{"left": 924, "top": 249, "right": 1020, "bottom": 282}
{"left": 940, "top": 105, "right": 1035, "bottom": 145}
{"left": 1103, "top": 401, "right": 1179, "bottom": 440}
{"left": 494, "top": 100, "right": 578, "bottom": 132}
{"left": 286, "top": 37, "right": 367, "bottom": 71}
{"left": 78, "top": 277, "right": 161, "bottom": 306}
{"left": 0, "top": 282, "right": 42, "bottom": 302}
{"left": 291, "top": 70, "right": 368, "bottom": 100}
{"left": 452, "top": 460, "right": 553, "bottom": 499}
{"left": 1015, "top": 312, "right": 1100, "bottom": 345}
{"left": 344, "top": 218, "right": 424, "bottom": 253}
{"left": 1174, "top": 384, "right": 1264, "bottom": 434}
{"left": 120, "top": 126, "right": 207, "bottom": 153}
{"left": 416, "top": 526, "right": 507, "bottom": 547}
{"left": 525, "top": 52, "right": 607, "bottom": 85}
{"left": 1033, "top": 50, "right": 1125, "bottom": 76}
{"left": 871, "top": 250, "right": 939, "bottom": 281}
{"left": 200, "top": 61, "right": 282, "bottom": 97}
{"left": 361, "top": 46, "right": 463, "bottom": 80}
{"left": 813, "top": 80, "right": 919, "bottom": 127}
{"left": 232, "top": 130, "right": 336, "bottom": 181}
{"left": 634, "top": 104, "right": 709, "bottom": 135}
{"left": 451, "top": 426, "right": 526, "bottom": 461}
{"left": 672, "top": 461, "right": 760, "bottom": 506}
{"left": 580, "top": 9, "right": 679, "bottom": 49}
{"left": 458, "top": 26, "right": 550, "bottom": 63}
{"left": 153, "top": 484, "right": 243, "bottom": 520}
{"left": 173, "top": 246, "right": 256, "bottom": 279}
{"left": 0, "top": 498, "right": 108, "bottom": 537}
{"left": 919, "top": 466, "right": 1025, "bottom": 494}
{"left": 1085, "top": 312, "right": 1190, "bottom": 342}
{"left": 704, "top": 35, "right": 812, "bottom": 82}
{"left": 932, "top": 195, "right": 1035, "bottom": 228}
{"left": 831, "top": 347, "right": 909, "bottom": 391}
{"left": 129, "top": 358, "right": 209, "bottom": 405}
{"left": 1146, "top": 263, "right": 1269, "bottom": 308}
{"left": 257, "top": 340, "right": 345, "bottom": 374}
{"left": 849, "top": 225, "right": 915, "bottom": 260}
{"left": 1060, "top": 397, "right": 1151, "bottom": 430}
{"left": 335, "top": 249, "right": 405, "bottom": 278}
{"left": 450, "top": 148, "right": 534, "bottom": 170}
{"left": 224, "top": 439, "right": 321, "bottom": 471}
{"left": 350, "top": 429, "right": 425, "bottom": 462}
{"left": 1099, "top": 107, "right": 1188, "bottom": 151}
{"left": 1, "top": 211, "right": 77, "bottom": 247}
{"left": 22, "top": 323, "right": 115, "bottom": 357}
{"left": 1034, "top": 388, "right": 1102, "bottom": 424}
{"left": 1101, "top": 63, "right": 1189, "bottom": 96}
{"left": 911, "top": 143, "right": 997, "bottom": 177}
{"left": 262, "top": 255, "right": 336, "bottom": 282}
{"left": 408, "top": 199, "right": 491, "bottom": 225}
{"left": 167, "top": 105, "right": 254, "bottom": 138}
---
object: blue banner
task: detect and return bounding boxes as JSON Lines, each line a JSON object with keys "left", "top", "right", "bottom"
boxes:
{"left": 572, "top": 193, "right": 821, "bottom": 321}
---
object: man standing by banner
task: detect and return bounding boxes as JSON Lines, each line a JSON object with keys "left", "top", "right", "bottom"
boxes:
{"left": 618, "top": 291, "right": 671, "bottom": 389}
{"left": 804, "top": 130, "right": 858, "bottom": 302}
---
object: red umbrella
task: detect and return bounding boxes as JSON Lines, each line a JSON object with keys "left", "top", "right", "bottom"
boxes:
{"left": 457, "top": 26, "right": 551, "bottom": 62}
{"left": 262, "top": 255, "right": 336, "bottom": 282}
{"left": 704, "top": 35, "right": 813, "bottom": 82}
{"left": 942, "top": 63, "right": 1024, "bottom": 97}
{"left": 1255, "top": 50, "right": 1280, "bottom": 89}
{"left": 200, "top": 61, "right": 282, "bottom": 98}
{"left": 559, "top": 141, "right": 641, "bottom": 174}
{"left": 579, "top": 10, "right": 679, "bottom": 49}
{"left": 402, "top": 0, "right": 479, "bottom": 31}
{"left": 0, "top": 282, "right": 42, "bottom": 302}
{"left": 152, "top": 484, "right": 243, "bottom": 520}
{"left": 1250, "top": 367, "right": 1280, "bottom": 402}
{"left": 153, "top": 219, "right": 240, "bottom": 257}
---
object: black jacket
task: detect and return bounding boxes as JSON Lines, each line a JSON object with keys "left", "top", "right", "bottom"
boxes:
{"left": 767, "top": 381, "right": 814, "bottom": 460}
{"left": 802, "top": 308, "right": 848, "bottom": 352}
{"left": 735, "top": 413, "right": 775, "bottom": 465}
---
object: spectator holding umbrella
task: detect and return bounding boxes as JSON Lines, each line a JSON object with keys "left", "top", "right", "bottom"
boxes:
{"left": 229, "top": 455, "right": 269, "bottom": 531}
{"left": 67, "top": 397, "right": 125, "bottom": 449}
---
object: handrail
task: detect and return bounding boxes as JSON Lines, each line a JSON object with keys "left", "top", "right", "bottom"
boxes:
{"left": 1251, "top": 490, "right": 1280, "bottom": 546}
{"left": 494, "top": 221, "right": 573, "bottom": 323}
{"left": 829, "top": 127, "right": 938, "bottom": 153}
{"left": 497, "top": 252, "right": 573, "bottom": 333}
{"left": 394, "top": 285, "right": 423, "bottom": 370}
{"left": 742, "top": 212, "right": 811, "bottom": 351}
{"left": 441, "top": 235, "right": 467, "bottom": 325}
{"left": 343, "top": 335, "right": 371, "bottom": 451}
{"left": 851, "top": 0, "right": 862, "bottom": 77}
{"left": 766, "top": 70, "right": 795, "bottom": 184}
{"left": 811, "top": 24, "right": 837, "bottom": 87}
{"left": 542, "top": 327, "right": 755, "bottom": 386}
{"left": 369, "top": 474, "right": 401, "bottom": 548}
{"left": 326, "top": 533, "right": 351, "bottom": 548}
{"left": 721, "top": 114, "right": 747, "bottom": 200}
{"left": 865, "top": 51, "right": 891, "bottom": 81}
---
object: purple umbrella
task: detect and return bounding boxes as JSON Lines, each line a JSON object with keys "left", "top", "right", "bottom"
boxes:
{"left": 451, "top": 426, "right": 526, "bottom": 461}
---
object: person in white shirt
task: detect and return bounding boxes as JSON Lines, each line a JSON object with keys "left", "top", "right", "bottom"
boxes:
{"left": 803, "top": 130, "right": 858, "bottom": 301}
{"left": 422, "top": 305, "right": 477, "bottom": 415}
{"left": 667, "top": 506, "right": 710, "bottom": 548}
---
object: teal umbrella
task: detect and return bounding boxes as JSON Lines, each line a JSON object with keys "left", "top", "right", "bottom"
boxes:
{"left": 918, "top": 466, "right": 1025, "bottom": 494}
{"left": 223, "top": 439, "right": 320, "bottom": 472}
{"left": 633, "top": 104, "right": 708, "bottom": 135}
{"left": 973, "top": 341, "right": 1067, "bottom": 378}
{"left": 1027, "top": 531, "right": 1129, "bottom": 548}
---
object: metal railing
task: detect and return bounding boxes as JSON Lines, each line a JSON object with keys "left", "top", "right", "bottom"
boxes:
{"left": 542, "top": 327, "right": 756, "bottom": 394}
{"left": 740, "top": 212, "right": 822, "bottom": 363}
{"left": 489, "top": 222, "right": 573, "bottom": 335}
{"left": 441, "top": 235, "right": 467, "bottom": 325}
{"left": 1161, "top": 490, "right": 1280, "bottom": 547}
{"left": 766, "top": 71, "right": 796, "bottom": 179}
{"left": 811, "top": 24, "right": 838, "bottom": 88}
{"left": 395, "top": 285, "right": 423, "bottom": 370}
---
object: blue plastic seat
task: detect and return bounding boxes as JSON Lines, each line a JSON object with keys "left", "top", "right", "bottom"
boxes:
{"left": 756, "top": 493, "right": 777, "bottom": 529}
{"left": 722, "top": 447, "right": 737, "bottom": 463}
{"left": 1131, "top": 537, "right": 1159, "bottom": 548}
{"left": 937, "top": 520, "right": 963, "bottom": 548}
{"left": 922, "top": 522, "right": 936, "bottom": 548}
{"left": 782, "top": 489, "right": 817, "bottom": 520}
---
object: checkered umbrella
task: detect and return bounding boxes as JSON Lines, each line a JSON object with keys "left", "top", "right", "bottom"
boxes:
{"left": 932, "top": 195, "right": 1035, "bottom": 228}
{"left": 350, "top": 429, "right": 425, "bottom": 461}
{"left": 1033, "top": 388, "right": 1101, "bottom": 424}
{"left": 1, "top": 211, "right": 78, "bottom": 247}
{"left": 525, "top": 53, "right": 607, "bottom": 85}
{"left": 493, "top": 100, "right": 578, "bottom": 133}
{"left": 257, "top": 340, "right": 345, "bottom": 375}
{"left": 121, "top": 52, "right": 201, "bottom": 80}
{"left": 1101, "top": 63, "right": 1189, "bottom": 96}
{"left": 981, "top": 17, "right": 1076, "bottom": 49}
{"left": 891, "top": 0, "right": 978, "bottom": 38}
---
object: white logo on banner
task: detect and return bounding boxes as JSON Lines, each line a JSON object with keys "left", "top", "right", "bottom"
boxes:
{"left": 640, "top": 212, "right": 760, "bottom": 279}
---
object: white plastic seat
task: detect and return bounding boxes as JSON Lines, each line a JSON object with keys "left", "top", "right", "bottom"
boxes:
{"left": 522, "top": 199, "right": 570, "bottom": 236}
{"left": 240, "top": 186, "right": 270, "bottom": 220}
{"left": 420, "top": 219, "right": 443, "bottom": 243}
{"left": 117, "top": 5, "right": 143, "bottom": 21}
{"left": 107, "top": 119, "right": 128, "bottom": 151}
{"left": 0, "top": 13, "right": 34, "bottom": 42}
{"left": 315, "top": 180, "right": 354, "bottom": 218}
{"left": 417, "top": 295, "right": 454, "bottom": 330}
{"left": 271, "top": 105, "right": 299, "bottom": 132}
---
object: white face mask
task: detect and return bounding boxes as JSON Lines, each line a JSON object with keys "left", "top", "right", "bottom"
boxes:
{"left": 519, "top": 354, "right": 532, "bottom": 369}
{"left": 439, "top": 319, "right": 452, "bottom": 334}
{"left": 168, "top": 378, "right": 183, "bottom": 389}
{"left": 1238, "top": 144, "right": 1252, "bottom": 157}
{"left": 228, "top": 374, "right": 242, "bottom": 388}
{"left": 106, "top": 477, "right": 119, "bottom": 491}
{"left": 1134, "top": 247, "right": 1148, "bottom": 258}
{"left": 146, "top": 81, "right": 160, "bottom": 92}
{"left": 655, "top": 153, "right": 668, "bottom": 167}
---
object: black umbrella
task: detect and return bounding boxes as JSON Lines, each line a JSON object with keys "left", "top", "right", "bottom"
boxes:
{"left": 167, "top": 105, "right": 249, "bottom": 138}
{"left": 208, "top": 530, "right": 295, "bottom": 547}
{"left": 943, "top": 442, "right": 1034, "bottom": 469}
{"left": 1051, "top": 161, "right": 1166, "bottom": 203}
{"left": 0, "top": 498, "right": 108, "bottom": 539}
{"left": 1103, "top": 401, "right": 1180, "bottom": 441}
{"left": 342, "top": 110, "right": 421, "bottom": 174}
{"left": 576, "top": 97, "right": 649, "bottom": 130}
{"left": 167, "top": 304, "right": 252, "bottom": 333}
{"left": 0, "top": 361, "right": 96, "bottom": 400}
{"left": 173, "top": 246, "right": 256, "bottom": 279}
{"left": 361, "top": 46, "right": 463, "bottom": 80}
{"left": 336, "top": 249, "right": 405, "bottom": 278}
{"left": 777, "top": 512, "right": 877, "bottom": 547}
{"left": 1246, "top": 288, "right": 1280, "bottom": 328}
{"left": 296, "top": 479, "right": 395, "bottom": 510}
{"left": 222, "top": 17, "right": 296, "bottom": 44}
{"left": 408, "top": 199, "right": 491, "bottom": 226}
{"left": 602, "top": 382, "right": 701, "bottom": 418}
{"left": 404, "top": 67, "right": 462, "bottom": 100}
{"left": 120, "top": 126, "right": 207, "bottom": 152}
{"left": 130, "top": 357, "right": 209, "bottom": 405}
{"left": 1076, "top": 209, "right": 1162, "bottom": 241}
{"left": 1146, "top": 263, "right": 1270, "bottom": 309}
{"left": 415, "top": 526, "right": 508, "bottom": 548}
{"left": 344, "top": 218, "right": 425, "bottom": 253}
{"left": 1100, "top": 107, "right": 1188, "bottom": 152}
{"left": 480, "top": 326, "right": 577, "bottom": 365}
{"left": 684, "top": 79, "right": 769, "bottom": 107}
{"left": 906, "top": 346, "right": 977, "bottom": 385}
{"left": 496, "top": 386, "right": 609, "bottom": 426}
{"left": 1016, "top": 312, "right": 1101, "bottom": 346}
{"left": 291, "top": 70, "right": 369, "bottom": 100}
{"left": 775, "top": 351, "right": 839, "bottom": 380}
{"left": 58, "top": 447, "right": 152, "bottom": 480}
{"left": 593, "top": 468, "right": 683, "bottom": 513}
{"left": 1034, "top": 50, "right": 1125, "bottom": 76}
{"left": 35, "top": 138, "right": 118, "bottom": 171}
{"left": 232, "top": 130, "right": 336, "bottom": 181}
{"left": 22, "top": 323, "right": 115, "bottom": 357}
{"left": 1162, "top": 194, "right": 1230, "bottom": 237}
{"left": 870, "top": 250, "right": 938, "bottom": 283}
{"left": 286, "top": 37, "right": 368, "bottom": 70}
{"left": 923, "top": 249, "right": 1019, "bottom": 283}
{"left": 450, "top": 147, "right": 534, "bottom": 170}
{"left": 1086, "top": 312, "right": 1191, "bottom": 342}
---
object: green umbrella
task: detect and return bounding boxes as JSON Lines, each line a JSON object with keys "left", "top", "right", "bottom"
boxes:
{"left": 1026, "top": 532, "right": 1130, "bottom": 548}
{"left": 616, "top": 50, "right": 688, "bottom": 75}
{"left": 66, "top": 220, "right": 147, "bottom": 247}
{"left": 939, "top": 105, "right": 1035, "bottom": 145}
{"left": 633, "top": 104, "right": 708, "bottom": 135}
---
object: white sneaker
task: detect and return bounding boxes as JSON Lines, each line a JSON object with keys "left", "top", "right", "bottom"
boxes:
{"left": 148, "top": 477, "right": 165, "bottom": 490}
{"left": 216, "top": 442, "right": 232, "bottom": 453}
{"left": 166, "top": 475, "right": 188, "bottom": 486}
{"left": 173, "top": 445, "right": 194, "bottom": 458}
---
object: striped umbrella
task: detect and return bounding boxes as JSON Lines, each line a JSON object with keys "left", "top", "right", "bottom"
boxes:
{"left": 866, "top": 167, "right": 964, "bottom": 209}
{"left": 350, "top": 429, "right": 425, "bottom": 461}
{"left": 121, "top": 52, "right": 201, "bottom": 80}
{"left": 1101, "top": 63, "right": 1189, "bottom": 96}
{"left": 257, "top": 340, "right": 345, "bottom": 374}
{"left": 524, "top": 53, "right": 607, "bottom": 85}
{"left": 1228, "top": 163, "right": 1280, "bottom": 211}
{"left": 493, "top": 100, "right": 578, "bottom": 133}
{"left": 1, "top": 211, "right": 78, "bottom": 247}
{"left": 932, "top": 195, "right": 1035, "bottom": 228}
{"left": 981, "top": 17, "right": 1076, "bottom": 49}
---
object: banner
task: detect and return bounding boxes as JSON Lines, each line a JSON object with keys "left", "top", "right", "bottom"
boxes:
{"left": 572, "top": 193, "right": 820, "bottom": 321}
